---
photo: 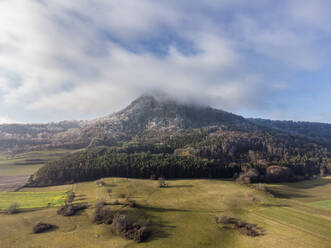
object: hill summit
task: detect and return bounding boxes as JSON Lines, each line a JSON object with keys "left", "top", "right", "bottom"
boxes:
{"left": 0, "top": 95, "right": 259, "bottom": 153}
{"left": 79, "top": 95, "right": 258, "bottom": 144}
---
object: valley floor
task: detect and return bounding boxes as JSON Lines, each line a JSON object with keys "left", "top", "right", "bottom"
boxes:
{"left": 0, "top": 176, "right": 331, "bottom": 248}
{"left": 0, "top": 149, "right": 82, "bottom": 191}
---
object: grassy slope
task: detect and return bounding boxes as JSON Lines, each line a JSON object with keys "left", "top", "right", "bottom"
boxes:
{"left": 0, "top": 177, "right": 331, "bottom": 248}
{"left": 253, "top": 176, "right": 331, "bottom": 247}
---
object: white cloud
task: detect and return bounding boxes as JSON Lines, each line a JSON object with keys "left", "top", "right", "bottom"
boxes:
{"left": 233, "top": 15, "right": 324, "bottom": 70}
{"left": 0, "top": 0, "right": 330, "bottom": 122}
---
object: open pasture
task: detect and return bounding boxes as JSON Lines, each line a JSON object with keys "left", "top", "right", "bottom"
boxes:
{"left": 0, "top": 177, "right": 331, "bottom": 248}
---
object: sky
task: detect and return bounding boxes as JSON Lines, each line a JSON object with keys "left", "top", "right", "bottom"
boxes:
{"left": 1, "top": 0, "right": 331, "bottom": 123}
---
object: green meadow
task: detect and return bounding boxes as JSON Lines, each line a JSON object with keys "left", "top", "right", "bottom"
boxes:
{"left": 0, "top": 177, "right": 330, "bottom": 248}
{"left": 0, "top": 191, "right": 68, "bottom": 211}
{"left": 1, "top": 152, "right": 331, "bottom": 248}
{"left": 308, "top": 200, "right": 331, "bottom": 211}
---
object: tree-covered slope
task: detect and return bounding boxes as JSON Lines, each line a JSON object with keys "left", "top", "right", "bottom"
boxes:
{"left": 28, "top": 127, "right": 331, "bottom": 186}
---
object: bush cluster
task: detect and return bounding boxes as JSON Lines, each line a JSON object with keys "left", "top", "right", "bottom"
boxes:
{"left": 158, "top": 177, "right": 168, "bottom": 188}
{"left": 96, "top": 180, "right": 106, "bottom": 187}
{"left": 112, "top": 215, "right": 149, "bottom": 243}
{"left": 7, "top": 203, "right": 19, "bottom": 214}
{"left": 126, "top": 199, "right": 136, "bottom": 208}
{"left": 215, "top": 216, "right": 264, "bottom": 237}
{"left": 57, "top": 203, "right": 88, "bottom": 216}
{"left": 33, "top": 222, "right": 57, "bottom": 234}
{"left": 93, "top": 202, "right": 114, "bottom": 225}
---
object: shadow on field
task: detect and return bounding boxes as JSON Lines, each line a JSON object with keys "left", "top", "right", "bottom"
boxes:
{"left": 287, "top": 178, "right": 331, "bottom": 189}
{"left": 267, "top": 188, "right": 312, "bottom": 199}
{"left": 146, "top": 222, "right": 174, "bottom": 242}
{"left": 75, "top": 197, "right": 87, "bottom": 201}
{"left": 75, "top": 194, "right": 86, "bottom": 197}
{"left": 105, "top": 183, "right": 117, "bottom": 187}
{"left": 142, "top": 214, "right": 175, "bottom": 242}
{"left": 74, "top": 194, "right": 88, "bottom": 201}
{"left": 167, "top": 185, "right": 193, "bottom": 188}
{"left": 138, "top": 205, "right": 192, "bottom": 213}
{"left": 261, "top": 203, "right": 290, "bottom": 208}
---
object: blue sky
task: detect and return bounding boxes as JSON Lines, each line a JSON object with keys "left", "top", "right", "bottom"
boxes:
{"left": 0, "top": 0, "right": 331, "bottom": 123}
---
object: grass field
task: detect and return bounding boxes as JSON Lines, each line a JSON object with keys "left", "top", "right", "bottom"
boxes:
{"left": 0, "top": 191, "right": 68, "bottom": 211}
{"left": 308, "top": 200, "right": 331, "bottom": 210}
{"left": 0, "top": 177, "right": 330, "bottom": 248}
{"left": 1, "top": 150, "right": 331, "bottom": 247}
{"left": 0, "top": 149, "right": 82, "bottom": 177}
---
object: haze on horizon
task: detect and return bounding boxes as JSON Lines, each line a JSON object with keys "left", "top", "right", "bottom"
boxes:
{"left": 1, "top": 0, "right": 331, "bottom": 124}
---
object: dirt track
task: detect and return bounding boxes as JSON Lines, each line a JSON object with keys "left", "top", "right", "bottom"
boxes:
{"left": 0, "top": 176, "right": 29, "bottom": 192}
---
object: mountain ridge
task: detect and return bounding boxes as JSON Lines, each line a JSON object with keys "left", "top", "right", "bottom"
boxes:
{"left": 1, "top": 95, "right": 331, "bottom": 154}
{"left": 0, "top": 95, "right": 260, "bottom": 153}
{"left": 19, "top": 95, "right": 331, "bottom": 186}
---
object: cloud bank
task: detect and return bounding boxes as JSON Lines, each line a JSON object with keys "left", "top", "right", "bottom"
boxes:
{"left": 1, "top": 0, "right": 331, "bottom": 122}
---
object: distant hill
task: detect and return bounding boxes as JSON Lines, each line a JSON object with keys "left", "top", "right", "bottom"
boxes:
{"left": 249, "top": 118, "right": 331, "bottom": 147}
{"left": 0, "top": 121, "right": 86, "bottom": 153}
{"left": 22, "top": 95, "right": 331, "bottom": 186}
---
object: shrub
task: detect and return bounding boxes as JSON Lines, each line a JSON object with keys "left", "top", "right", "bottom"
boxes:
{"left": 125, "top": 225, "right": 149, "bottom": 242}
{"left": 236, "top": 168, "right": 260, "bottom": 184}
{"left": 112, "top": 215, "right": 131, "bottom": 234}
{"left": 66, "top": 192, "right": 75, "bottom": 204}
{"left": 215, "top": 216, "right": 264, "bottom": 237}
{"left": 158, "top": 177, "right": 167, "bottom": 188}
{"left": 33, "top": 222, "right": 57, "bottom": 234}
{"left": 7, "top": 203, "right": 19, "bottom": 214}
{"left": 235, "top": 175, "right": 251, "bottom": 184}
{"left": 265, "top": 166, "right": 293, "bottom": 182}
{"left": 57, "top": 204, "right": 75, "bottom": 216}
{"left": 234, "top": 221, "right": 264, "bottom": 237}
{"left": 93, "top": 205, "right": 114, "bottom": 224}
{"left": 96, "top": 180, "right": 106, "bottom": 187}
{"left": 125, "top": 199, "right": 136, "bottom": 208}
{"left": 57, "top": 203, "right": 88, "bottom": 216}
{"left": 111, "top": 215, "right": 149, "bottom": 242}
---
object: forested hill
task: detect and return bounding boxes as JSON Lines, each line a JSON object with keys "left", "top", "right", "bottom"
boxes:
{"left": 249, "top": 118, "right": 331, "bottom": 145}
{"left": 28, "top": 128, "right": 331, "bottom": 186}
{"left": 3, "top": 95, "right": 331, "bottom": 186}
